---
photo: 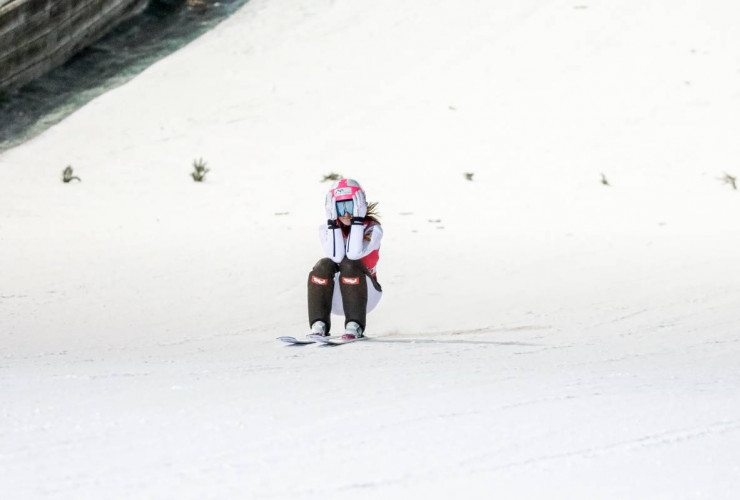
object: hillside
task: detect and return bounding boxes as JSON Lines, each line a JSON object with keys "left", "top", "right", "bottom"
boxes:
{"left": 1, "top": 0, "right": 739, "bottom": 498}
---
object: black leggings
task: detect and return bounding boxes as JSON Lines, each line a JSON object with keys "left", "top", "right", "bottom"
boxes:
{"left": 307, "top": 257, "right": 380, "bottom": 333}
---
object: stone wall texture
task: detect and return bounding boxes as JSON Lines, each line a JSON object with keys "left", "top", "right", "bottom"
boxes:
{"left": 0, "top": 0, "right": 148, "bottom": 93}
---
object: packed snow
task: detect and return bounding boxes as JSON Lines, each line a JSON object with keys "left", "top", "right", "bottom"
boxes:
{"left": 2, "top": 0, "right": 739, "bottom": 498}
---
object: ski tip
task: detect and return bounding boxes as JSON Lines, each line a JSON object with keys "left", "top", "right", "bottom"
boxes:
{"left": 277, "top": 336, "right": 315, "bottom": 345}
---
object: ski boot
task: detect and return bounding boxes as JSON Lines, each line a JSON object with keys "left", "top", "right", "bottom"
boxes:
{"left": 310, "top": 321, "right": 329, "bottom": 337}
{"left": 341, "top": 321, "right": 364, "bottom": 340}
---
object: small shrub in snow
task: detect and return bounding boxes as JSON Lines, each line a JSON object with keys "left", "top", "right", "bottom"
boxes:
{"left": 601, "top": 173, "right": 610, "bottom": 186}
{"left": 322, "top": 172, "right": 342, "bottom": 182}
{"left": 464, "top": 172, "right": 474, "bottom": 181}
{"left": 720, "top": 172, "right": 737, "bottom": 190}
{"left": 62, "top": 165, "right": 81, "bottom": 183}
{"left": 191, "top": 158, "right": 210, "bottom": 182}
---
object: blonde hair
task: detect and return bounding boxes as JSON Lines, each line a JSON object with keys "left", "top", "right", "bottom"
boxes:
{"left": 365, "top": 202, "right": 381, "bottom": 224}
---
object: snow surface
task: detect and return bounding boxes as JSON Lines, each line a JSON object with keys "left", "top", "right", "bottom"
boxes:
{"left": 2, "top": 0, "right": 740, "bottom": 498}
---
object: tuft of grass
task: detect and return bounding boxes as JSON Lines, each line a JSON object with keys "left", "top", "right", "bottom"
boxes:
{"left": 321, "top": 172, "right": 342, "bottom": 182}
{"left": 464, "top": 172, "right": 474, "bottom": 181}
{"left": 62, "top": 165, "right": 81, "bottom": 183}
{"left": 720, "top": 172, "right": 737, "bottom": 190}
{"left": 600, "top": 173, "right": 610, "bottom": 186}
{"left": 191, "top": 158, "right": 210, "bottom": 182}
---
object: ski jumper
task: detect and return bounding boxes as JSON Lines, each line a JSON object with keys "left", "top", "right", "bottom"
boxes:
{"left": 308, "top": 221, "right": 383, "bottom": 333}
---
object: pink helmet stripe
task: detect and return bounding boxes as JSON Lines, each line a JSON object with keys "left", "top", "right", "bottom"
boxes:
{"left": 330, "top": 178, "right": 363, "bottom": 201}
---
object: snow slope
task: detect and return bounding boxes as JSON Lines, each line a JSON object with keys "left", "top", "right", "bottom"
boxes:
{"left": 2, "top": 0, "right": 739, "bottom": 498}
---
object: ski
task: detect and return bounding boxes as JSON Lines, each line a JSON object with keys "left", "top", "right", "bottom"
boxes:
{"left": 307, "top": 334, "right": 368, "bottom": 346}
{"left": 277, "top": 336, "right": 317, "bottom": 345}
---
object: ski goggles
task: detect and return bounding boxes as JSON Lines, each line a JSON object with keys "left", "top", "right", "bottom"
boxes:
{"left": 336, "top": 199, "right": 354, "bottom": 216}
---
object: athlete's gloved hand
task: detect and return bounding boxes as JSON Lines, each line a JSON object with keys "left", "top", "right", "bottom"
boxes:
{"left": 352, "top": 190, "right": 368, "bottom": 218}
{"left": 325, "top": 191, "right": 338, "bottom": 221}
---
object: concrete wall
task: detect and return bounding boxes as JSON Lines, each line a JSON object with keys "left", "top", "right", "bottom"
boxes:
{"left": 0, "top": 0, "right": 149, "bottom": 93}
